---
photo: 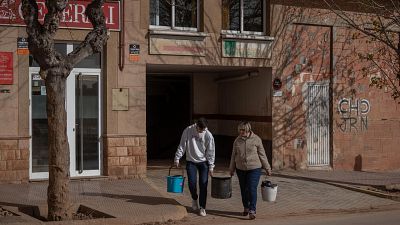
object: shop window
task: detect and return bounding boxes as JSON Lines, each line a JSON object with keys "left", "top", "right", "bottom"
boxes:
{"left": 29, "top": 43, "right": 100, "bottom": 69}
{"left": 222, "top": 0, "right": 265, "bottom": 34}
{"left": 150, "top": 0, "right": 199, "bottom": 31}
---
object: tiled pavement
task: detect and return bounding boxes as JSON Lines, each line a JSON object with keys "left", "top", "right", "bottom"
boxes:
{"left": 146, "top": 166, "right": 400, "bottom": 224}
{"left": 0, "top": 164, "right": 399, "bottom": 225}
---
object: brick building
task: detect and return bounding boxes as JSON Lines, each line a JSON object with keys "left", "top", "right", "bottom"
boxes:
{"left": 0, "top": 0, "right": 398, "bottom": 183}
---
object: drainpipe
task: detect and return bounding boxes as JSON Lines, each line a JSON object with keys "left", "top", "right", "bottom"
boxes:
{"left": 118, "top": 0, "right": 125, "bottom": 71}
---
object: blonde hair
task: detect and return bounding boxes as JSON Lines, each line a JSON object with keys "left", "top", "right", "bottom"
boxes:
{"left": 237, "top": 121, "right": 252, "bottom": 133}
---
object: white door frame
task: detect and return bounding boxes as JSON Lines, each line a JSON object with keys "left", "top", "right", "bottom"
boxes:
{"left": 29, "top": 68, "right": 102, "bottom": 179}
{"left": 67, "top": 69, "right": 102, "bottom": 177}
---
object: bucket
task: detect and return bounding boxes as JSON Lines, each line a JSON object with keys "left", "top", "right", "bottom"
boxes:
{"left": 261, "top": 180, "right": 278, "bottom": 202}
{"left": 166, "top": 166, "right": 185, "bottom": 193}
{"left": 211, "top": 175, "right": 232, "bottom": 199}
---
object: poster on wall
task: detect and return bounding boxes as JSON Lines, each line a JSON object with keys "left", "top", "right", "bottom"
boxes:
{"left": 0, "top": 52, "right": 13, "bottom": 85}
{"left": 129, "top": 44, "right": 140, "bottom": 62}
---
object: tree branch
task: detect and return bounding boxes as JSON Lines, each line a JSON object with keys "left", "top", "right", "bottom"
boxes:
{"left": 43, "top": 0, "right": 67, "bottom": 35}
{"left": 22, "top": 0, "right": 64, "bottom": 74}
{"left": 67, "top": 0, "right": 109, "bottom": 69}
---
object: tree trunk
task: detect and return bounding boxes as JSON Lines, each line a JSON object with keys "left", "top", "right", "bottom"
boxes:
{"left": 46, "top": 73, "right": 71, "bottom": 221}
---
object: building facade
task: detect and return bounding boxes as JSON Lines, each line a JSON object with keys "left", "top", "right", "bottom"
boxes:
{"left": 0, "top": 0, "right": 398, "bottom": 183}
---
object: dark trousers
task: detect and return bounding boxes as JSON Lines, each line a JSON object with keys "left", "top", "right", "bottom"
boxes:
{"left": 186, "top": 161, "right": 209, "bottom": 209}
{"left": 236, "top": 168, "right": 261, "bottom": 212}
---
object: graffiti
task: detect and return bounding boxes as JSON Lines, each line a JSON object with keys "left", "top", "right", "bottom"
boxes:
{"left": 338, "top": 98, "right": 370, "bottom": 132}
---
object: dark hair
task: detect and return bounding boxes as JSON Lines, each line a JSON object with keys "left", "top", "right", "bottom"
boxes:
{"left": 196, "top": 117, "right": 208, "bottom": 129}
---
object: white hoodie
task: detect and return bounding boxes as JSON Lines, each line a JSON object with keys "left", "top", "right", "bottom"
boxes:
{"left": 174, "top": 124, "right": 215, "bottom": 170}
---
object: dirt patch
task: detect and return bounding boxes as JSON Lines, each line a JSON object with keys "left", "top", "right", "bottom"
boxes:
{"left": 0, "top": 207, "right": 16, "bottom": 217}
{"left": 21, "top": 204, "right": 114, "bottom": 221}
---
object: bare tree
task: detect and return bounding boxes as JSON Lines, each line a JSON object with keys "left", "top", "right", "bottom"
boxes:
{"left": 21, "top": 0, "right": 109, "bottom": 221}
{"left": 324, "top": 0, "right": 400, "bottom": 101}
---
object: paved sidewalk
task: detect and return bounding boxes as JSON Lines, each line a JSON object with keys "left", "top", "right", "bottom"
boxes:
{"left": 146, "top": 165, "right": 400, "bottom": 224}
{"left": 0, "top": 178, "right": 186, "bottom": 225}
{"left": 1, "top": 165, "right": 399, "bottom": 225}
{"left": 274, "top": 170, "right": 400, "bottom": 201}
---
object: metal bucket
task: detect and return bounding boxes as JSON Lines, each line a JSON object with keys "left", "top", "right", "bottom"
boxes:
{"left": 211, "top": 176, "right": 232, "bottom": 199}
{"left": 261, "top": 180, "right": 278, "bottom": 202}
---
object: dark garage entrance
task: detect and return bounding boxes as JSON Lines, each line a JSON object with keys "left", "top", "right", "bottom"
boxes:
{"left": 146, "top": 75, "right": 191, "bottom": 159}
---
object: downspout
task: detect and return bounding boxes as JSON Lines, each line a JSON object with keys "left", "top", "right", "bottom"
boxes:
{"left": 118, "top": 0, "right": 125, "bottom": 71}
{"left": 329, "top": 26, "right": 334, "bottom": 169}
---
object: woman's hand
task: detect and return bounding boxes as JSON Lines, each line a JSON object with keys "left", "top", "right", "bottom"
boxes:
{"left": 229, "top": 170, "right": 235, "bottom": 177}
{"left": 266, "top": 169, "right": 272, "bottom": 176}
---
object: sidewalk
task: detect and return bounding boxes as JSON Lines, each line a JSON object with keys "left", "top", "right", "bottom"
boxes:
{"left": 146, "top": 164, "right": 400, "bottom": 224}
{"left": 0, "top": 166, "right": 399, "bottom": 225}
{"left": 274, "top": 169, "right": 400, "bottom": 201}
{"left": 0, "top": 178, "right": 187, "bottom": 225}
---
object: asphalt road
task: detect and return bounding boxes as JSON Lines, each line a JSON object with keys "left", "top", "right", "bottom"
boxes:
{"left": 211, "top": 209, "right": 400, "bottom": 225}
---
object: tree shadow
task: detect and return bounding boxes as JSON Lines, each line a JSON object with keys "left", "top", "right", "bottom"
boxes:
{"left": 81, "top": 193, "right": 180, "bottom": 206}
{"left": 0, "top": 201, "right": 45, "bottom": 221}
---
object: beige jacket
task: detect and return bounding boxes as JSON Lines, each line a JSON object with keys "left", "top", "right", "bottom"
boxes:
{"left": 229, "top": 132, "right": 271, "bottom": 173}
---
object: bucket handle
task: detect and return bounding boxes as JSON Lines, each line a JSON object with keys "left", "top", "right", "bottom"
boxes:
{"left": 168, "top": 166, "right": 185, "bottom": 176}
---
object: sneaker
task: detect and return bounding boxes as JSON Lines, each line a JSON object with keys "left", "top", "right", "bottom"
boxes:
{"left": 249, "top": 211, "right": 256, "bottom": 220}
{"left": 199, "top": 208, "right": 206, "bottom": 217}
{"left": 242, "top": 208, "right": 249, "bottom": 216}
{"left": 192, "top": 199, "right": 199, "bottom": 211}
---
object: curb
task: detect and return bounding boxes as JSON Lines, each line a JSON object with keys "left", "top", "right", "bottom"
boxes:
{"left": 143, "top": 177, "right": 188, "bottom": 222}
{"left": 274, "top": 173, "right": 400, "bottom": 202}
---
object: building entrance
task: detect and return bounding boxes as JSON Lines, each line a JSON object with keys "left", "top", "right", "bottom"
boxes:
{"left": 29, "top": 43, "right": 102, "bottom": 179}
{"left": 29, "top": 68, "right": 102, "bottom": 179}
{"left": 146, "top": 75, "right": 191, "bottom": 159}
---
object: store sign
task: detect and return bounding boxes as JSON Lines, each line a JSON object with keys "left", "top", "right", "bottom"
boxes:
{"left": 0, "top": 52, "right": 13, "bottom": 85}
{"left": 0, "top": 0, "right": 120, "bottom": 31}
{"left": 223, "top": 39, "right": 273, "bottom": 59}
{"left": 150, "top": 36, "right": 205, "bottom": 56}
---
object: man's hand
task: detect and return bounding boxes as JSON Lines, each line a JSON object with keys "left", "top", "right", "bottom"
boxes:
{"left": 174, "top": 160, "right": 179, "bottom": 168}
{"left": 229, "top": 170, "right": 235, "bottom": 177}
{"left": 266, "top": 170, "right": 272, "bottom": 176}
{"left": 209, "top": 170, "right": 214, "bottom": 177}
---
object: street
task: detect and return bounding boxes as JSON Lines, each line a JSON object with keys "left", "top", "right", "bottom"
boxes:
{"left": 207, "top": 209, "right": 400, "bottom": 225}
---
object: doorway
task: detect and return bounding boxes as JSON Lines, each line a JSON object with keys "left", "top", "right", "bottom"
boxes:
{"left": 307, "top": 83, "right": 330, "bottom": 166}
{"left": 146, "top": 75, "right": 191, "bottom": 160}
{"left": 29, "top": 68, "right": 102, "bottom": 179}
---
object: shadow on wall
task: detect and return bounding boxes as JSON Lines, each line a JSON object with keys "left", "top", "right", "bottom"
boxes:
{"left": 354, "top": 154, "right": 362, "bottom": 171}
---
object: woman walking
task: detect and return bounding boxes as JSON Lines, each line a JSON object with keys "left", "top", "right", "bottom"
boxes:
{"left": 229, "top": 121, "right": 272, "bottom": 220}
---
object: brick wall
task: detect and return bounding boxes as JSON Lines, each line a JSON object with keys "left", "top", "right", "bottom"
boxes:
{"left": 0, "top": 138, "right": 29, "bottom": 183}
{"left": 104, "top": 136, "right": 147, "bottom": 178}
{"left": 271, "top": 5, "right": 400, "bottom": 171}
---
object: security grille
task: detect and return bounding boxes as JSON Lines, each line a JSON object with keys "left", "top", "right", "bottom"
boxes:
{"left": 307, "top": 84, "right": 330, "bottom": 166}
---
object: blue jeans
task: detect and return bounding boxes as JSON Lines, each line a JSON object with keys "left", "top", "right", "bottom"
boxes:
{"left": 236, "top": 168, "right": 262, "bottom": 213}
{"left": 186, "top": 161, "right": 209, "bottom": 209}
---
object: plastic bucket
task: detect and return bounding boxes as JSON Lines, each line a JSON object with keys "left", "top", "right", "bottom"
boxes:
{"left": 166, "top": 167, "right": 185, "bottom": 193}
{"left": 211, "top": 176, "right": 232, "bottom": 199}
{"left": 261, "top": 185, "right": 278, "bottom": 202}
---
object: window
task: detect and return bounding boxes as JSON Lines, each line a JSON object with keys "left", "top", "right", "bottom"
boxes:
{"left": 222, "top": 0, "right": 265, "bottom": 34}
{"left": 150, "top": 0, "right": 199, "bottom": 31}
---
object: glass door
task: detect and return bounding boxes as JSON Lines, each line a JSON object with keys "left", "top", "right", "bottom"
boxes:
{"left": 30, "top": 68, "right": 102, "bottom": 179}
{"left": 67, "top": 70, "right": 101, "bottom": 177}
{"left": 29, "top": 68, "right": 49, "bottom": 179}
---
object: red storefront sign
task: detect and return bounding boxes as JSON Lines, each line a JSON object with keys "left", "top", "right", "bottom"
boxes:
{"left": 0, "top": 52, "right": 13, "bottom": 85}
{"left": 0, "top": 0, "right": 120, "bottom": 31}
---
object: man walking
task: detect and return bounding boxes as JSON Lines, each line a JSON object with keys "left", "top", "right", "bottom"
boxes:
{"left": 174, "top": 118, "right": 215, "bottom": 216}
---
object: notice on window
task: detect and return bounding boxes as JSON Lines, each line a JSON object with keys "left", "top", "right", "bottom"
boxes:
{"left": 0, "top": 52, "right": 13, "bottom": 85}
